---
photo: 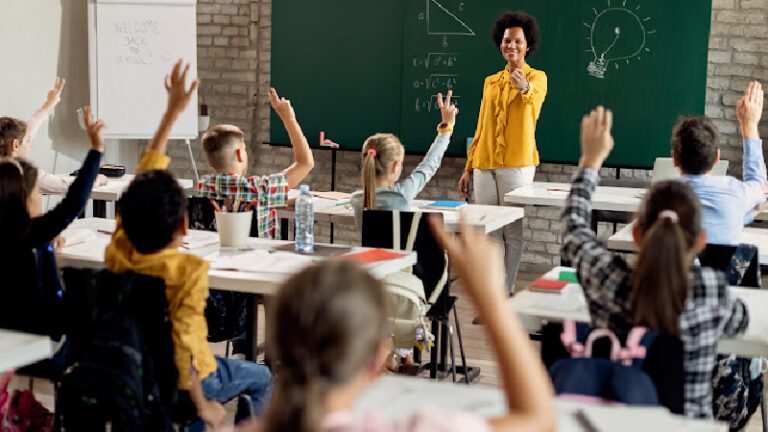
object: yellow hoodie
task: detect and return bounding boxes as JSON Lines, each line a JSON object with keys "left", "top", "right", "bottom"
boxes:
{"left": 105, "top": 150, "right": 216, "bottom": 390}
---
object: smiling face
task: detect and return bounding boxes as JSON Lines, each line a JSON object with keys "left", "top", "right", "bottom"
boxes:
{"left": 500, "top": 27, "right": 528, "bottom": 67}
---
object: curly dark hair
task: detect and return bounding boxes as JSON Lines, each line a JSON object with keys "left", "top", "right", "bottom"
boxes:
{"left": 671, "top": 116, "right": 720, "bottom": 175}
{"left": 492, "top": 12, "right": 541, "bottom": 56}
{"left": 118, "top": 170, "right": 187, "bottom": 254}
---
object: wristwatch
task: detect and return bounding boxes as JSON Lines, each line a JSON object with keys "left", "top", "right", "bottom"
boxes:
{"left": 437, "top": 122, "right": 454, "bottom": 133}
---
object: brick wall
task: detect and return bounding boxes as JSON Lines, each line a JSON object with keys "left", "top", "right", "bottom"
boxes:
{"left": 179, "top": 0, "right": 768, "bottom": 274}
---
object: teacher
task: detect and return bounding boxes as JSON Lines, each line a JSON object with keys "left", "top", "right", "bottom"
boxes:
{"left": 459, "top": 12, "right": 547, "bottom": 296}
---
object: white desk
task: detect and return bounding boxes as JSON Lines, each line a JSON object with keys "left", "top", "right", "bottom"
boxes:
{"left": 277, "top": 191, "right": 525, "bottom": 235}
{"left": 0, "top": 330, "right": 52, "bottom": 373}
{"left": 607, "top": 222, "right": 768, "bottom": 265}
{"left": 504, "top": 182, "right": 646, "bottom": 212}
{"left": 510, "top": 267, "right": 768, "bottom": 358}
{"left": 356, "top": 375, "right": 725, "bottom": 432}
{"left": 55, "top": 218, "right": 417, "bottom": 296}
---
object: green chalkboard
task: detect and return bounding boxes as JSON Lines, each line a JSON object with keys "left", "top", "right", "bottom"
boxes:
{"left": 271, "top": 0, "right": 712, "bottom": 168}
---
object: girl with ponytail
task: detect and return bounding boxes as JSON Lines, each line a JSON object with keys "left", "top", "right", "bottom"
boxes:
{"left": 350, "top": 90, "right": 458, "bottom": 228}
{"left": 561, "top": 106, "right": 749, "bottom": 418}
{"left": 236, "top": 217, "right": 555, "bottom": 432}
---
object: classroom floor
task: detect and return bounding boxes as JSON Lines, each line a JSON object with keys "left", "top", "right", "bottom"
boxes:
{"left": 11, "top": 272, "right": 766, "bottom": 431}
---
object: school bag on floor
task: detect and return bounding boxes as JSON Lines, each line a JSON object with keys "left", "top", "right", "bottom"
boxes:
{"left": 548, "top": 320, "right": 660, "bottom": 406}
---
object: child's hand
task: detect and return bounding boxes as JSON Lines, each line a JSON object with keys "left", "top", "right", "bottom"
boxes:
{"left": 52, "top": 236, "right": 66, "bottom": 251}
{"left": 579, "top": 106, "right": 614, "bottom": 170}
{"left": 82, "top": 106, "right": 106, "bottom": 153}
{"left": 164, "top": 59, "right": 200, "bottom": 118}
{"left": 42, "top": 77, "right": 66, "bottom": 111}
{"left": 269, "top": 88, "right": 296, "bottom": 121}
{"left": 199, "top": 399, "right": 227, "bottom": 430}
{"left": 429, "top": 216, "right": 506, "bottom": 304}
{"left": 437, "top": 90, "right": 458, "bottom": 127}
{"left": 737, "top": 81, "right": 763, "bottom": 140}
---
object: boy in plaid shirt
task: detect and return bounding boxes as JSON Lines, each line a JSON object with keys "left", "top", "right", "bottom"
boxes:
{"left": 198, "top": 88, "right": 314, "bottom": 239}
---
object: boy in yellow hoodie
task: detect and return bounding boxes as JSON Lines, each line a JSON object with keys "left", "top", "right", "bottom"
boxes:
{"left": 105, "top": 61, "right": 272, "bottom": 430}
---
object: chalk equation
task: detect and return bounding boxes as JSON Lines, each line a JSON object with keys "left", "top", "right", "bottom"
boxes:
{"left": 412, "top": 53, "right": 459, "bottom": 69}
{"left": 415, "top": 95, "right": 461, "bottom": 113}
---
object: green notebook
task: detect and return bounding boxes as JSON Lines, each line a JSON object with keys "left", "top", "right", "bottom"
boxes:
{"left": 558, "top": 270, "right": 578, "bottom": 284}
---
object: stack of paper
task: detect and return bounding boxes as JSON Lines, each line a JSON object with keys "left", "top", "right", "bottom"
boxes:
{"left": 208, "top": 250, "right": 316, "bottom": 274}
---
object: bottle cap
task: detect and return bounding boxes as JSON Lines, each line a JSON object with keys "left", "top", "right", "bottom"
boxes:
{"left": 300, "top": 184, "right": 310, "bottom": 194}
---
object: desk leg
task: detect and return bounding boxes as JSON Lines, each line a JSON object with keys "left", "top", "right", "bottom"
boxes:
{"left": 762, "top": 379, "right": 768, "bottom": 432}
{"left": 590, "top": 209, "right": 598, "bottom": 233}
{"left": 93, "top": 200, "right": 107, "bottom": 219}
{"left": 243, "top": 295, "right": 258, "bottom": 361}
{"left": 280, "top": 217, "right": 289, "bottom": 241}
{"left": 330, "top": 223, "right": 335, "bottom": 244}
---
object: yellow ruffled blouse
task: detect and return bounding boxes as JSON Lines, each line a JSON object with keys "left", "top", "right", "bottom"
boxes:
{"left": 465, "top": 63, "right": 548, "bottom": 171}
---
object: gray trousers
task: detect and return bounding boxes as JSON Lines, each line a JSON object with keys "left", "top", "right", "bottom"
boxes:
{"left": 473, "top": 166, "right": 535, "bottom": 294}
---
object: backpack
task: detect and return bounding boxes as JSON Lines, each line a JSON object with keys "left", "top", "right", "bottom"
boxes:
{"left": 549, "top": 321, "right": 660, "bottom": 406}
{"left": 59, "top": 269, "right": 179, "bottom": 431}
{"left": 380, "top": 212, "right": 443, "bottom": 350}
{"left": 205, "top": 289, "right": 248, "bottom": 343}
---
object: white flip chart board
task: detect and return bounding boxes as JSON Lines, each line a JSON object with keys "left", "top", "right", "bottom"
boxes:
{"left": 88, "top": 0, "right": 198, "bottom": 139}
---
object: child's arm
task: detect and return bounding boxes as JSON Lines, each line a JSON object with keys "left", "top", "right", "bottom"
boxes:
{"left": 561, "top": 107, "right": 633, "bottom": 329}
{"left": 26, "top": 106, "right": 104, "bottom": 245}
{"left": 138, "top": 60, "right": 200, "bottom": 173}
{"left": 395, "top": 90, "right": 457, "bottom": 202}
{"left": 23, "top": 78, "right": 66, "bottom": 147}
{"left": 431, "top": 218, "right": 556, "bottom": 432}
{"left": 736, "top": 81, "right": 767, "bottom": 223}
{"left": 270, "top": 88, "right": 314, "bottom": 189}
{"left": 189, "top": 369, "right": 227, "bottom": 430}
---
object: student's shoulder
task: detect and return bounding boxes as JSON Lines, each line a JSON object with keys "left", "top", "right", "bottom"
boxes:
{"left": 690, "top": 265, "right": 729, "bottom": 302}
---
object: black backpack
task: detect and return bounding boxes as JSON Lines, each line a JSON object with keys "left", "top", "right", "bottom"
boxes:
{"left": 59, "top": 269, "right": 179, "bottom": 432}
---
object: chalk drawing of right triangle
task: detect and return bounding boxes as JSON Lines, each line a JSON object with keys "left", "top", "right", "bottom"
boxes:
{"left": 427, "top": 0, "right": 476, "bottom": 36}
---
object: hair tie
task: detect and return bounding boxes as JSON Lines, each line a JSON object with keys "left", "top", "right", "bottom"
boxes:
{"left": 658, "top": 210, "right": 679, "bottom": 224}
{"left": 367, "top": 149, "right": 377, "bottom": 158}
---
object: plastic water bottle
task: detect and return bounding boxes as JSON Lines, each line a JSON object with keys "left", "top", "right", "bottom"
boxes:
{"left": 294, "top": 184, "right": 314, "bottom": 254}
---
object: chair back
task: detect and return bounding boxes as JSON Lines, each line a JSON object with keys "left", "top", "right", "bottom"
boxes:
{"left": 188, "top": 196, "right": 261, "bottom": 237}
{"left": 698, "top": 243, "right": 761, "bottom": 288}
{"left": 362, "top": 210, "right": 448, "bottom": 308}
{"left": 652, "top": 157, "right": 729, "bottom": 183}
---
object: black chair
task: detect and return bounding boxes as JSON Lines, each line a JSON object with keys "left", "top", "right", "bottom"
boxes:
{"left": 541, "top": 322, "right": 684, "bottom": 415}
{"left": 698, "top": 243, "right": 761, "bottom": 288}
{"left": 187, "top": 196, "right": 264, "bottom": 360}
{"left": 59, "top": 268, "right": 197, "bottom": 431}
{"left": 362, "top": 210, "right": 478, "bottom": 383}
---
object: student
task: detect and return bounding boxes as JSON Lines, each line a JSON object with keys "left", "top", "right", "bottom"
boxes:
{"left": 229, "top": 217, "right": 555, "bottom": 432}
{"left": 197, "top": 87, "right": 314, "bottom": 239}
{"left": 0, "top": 78, "right": 107, "bottom": 194}
{"left": 672, "top": 81, "right": 766, "bottom": 245}
{"left": 0, "top": 106, "right": 104, "bottom": 339}
{"left": 349, "top": 90, "right": 458, "bottom": 227}
{"left": 104, "top": 61, "right": 272, "bottom": 430}
{"left": 561, "top": 106, "right": 749, "bottom": 418}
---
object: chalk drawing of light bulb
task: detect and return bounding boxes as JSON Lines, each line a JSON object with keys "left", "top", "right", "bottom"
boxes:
{"left": 585, "top": 1, "right": 655, "bottom": 79}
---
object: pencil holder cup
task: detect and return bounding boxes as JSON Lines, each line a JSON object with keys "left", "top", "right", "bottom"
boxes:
{"left": 215, "top": 211, "right": 253, "bottom": 248}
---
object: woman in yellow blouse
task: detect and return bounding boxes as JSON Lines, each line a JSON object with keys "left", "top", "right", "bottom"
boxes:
{"left": 459, "top": 12, "right": 547, "bottom": 295}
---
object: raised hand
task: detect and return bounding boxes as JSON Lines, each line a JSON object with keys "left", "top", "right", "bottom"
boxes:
{"left": 436, "top": 89, "right": 459, "bottom": 127}
{"left": 737, "top": 81, "right": 763, "bottom": 140}
{"left": 509, "top": 68, "right": 529, "bottom": 92}
{"left": 579, "top": 106, "right": 614, "bottom": 170}
{"left": 269, "top": 88, "right": 296, "bottom": 121}
{"left": 82, "top": 106, "right": 106, "bottom": 153}
{"left": 42, "top": 77, "right": 66, "bottom": 111}
{"left": 164, "top": 59, "right": 200, "bottom": 118}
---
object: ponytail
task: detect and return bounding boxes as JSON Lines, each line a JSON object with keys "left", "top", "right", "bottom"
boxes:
{"left": 362, "top": 152, "right": 377, "bottom": 210}
{"left": 631, "top": 180, "right": 703, "bottom": 336}
{"left": 631, "top": 217, "right": 689, "bottom": 335}
{"left": 263, "top": 373, "right": 325, "bottom": 432}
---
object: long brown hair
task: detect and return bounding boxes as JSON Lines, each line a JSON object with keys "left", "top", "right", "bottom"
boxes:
{"left": 0, "top": 158, "right": 37, "bottom": 242}
{"left": 0, "top": 117, "right": 27, "bottom": 157}
{"left": 361, "top": 133, "right": 404, "bottom": 210}
{"left": 264, "top": 261, "right": 388, "bottom": 432}
{"left": 631, "top": 180, "right": 702, "bottom": 335}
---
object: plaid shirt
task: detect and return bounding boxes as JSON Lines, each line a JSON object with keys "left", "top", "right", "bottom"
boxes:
{"left": 561, "top": 168, "right": 749, "bottom": 419}
{"left": 197, "top": 173, "right": 289, "bottom": 239}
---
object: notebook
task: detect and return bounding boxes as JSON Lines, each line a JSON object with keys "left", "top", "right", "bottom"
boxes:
{"left": 341, "top": 249, "right": 407, "bottom": 264}
{"left": 530, "top": 278, "right": 568, "bottom": 293}
{"left": 422, "top": 200, "right": 467, "bottom": 210}
{"left": 559, "top": 270, "right": 579, "bottom": 283}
